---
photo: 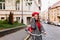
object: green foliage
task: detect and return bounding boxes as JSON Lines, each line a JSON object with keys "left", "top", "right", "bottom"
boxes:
{"left": 0, "top": 0, "right": 5, "bottom": 2}
{"left": 0, "top": 20, "right": 3, "bottom": 24}
{"left": 16, "top": 0, "right": 20, "bottom": 3}
{"left": 3, "top": 20, "right": 8, "bottom": 24}
{"left": 0, "top": 12, "right": 25, "bottom": 29}
{"left": 0, "top": 20, "right": 25, "bottom": 29}
{"left": 14, "top": 21, "right": 18, "bottom": 23}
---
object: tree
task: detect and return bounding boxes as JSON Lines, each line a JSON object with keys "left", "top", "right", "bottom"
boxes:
{"left": 16, "top": 0, "right": 20, "bottom": 3}
{"left": 9, "top": 12, "right": 14, "bottom": 24}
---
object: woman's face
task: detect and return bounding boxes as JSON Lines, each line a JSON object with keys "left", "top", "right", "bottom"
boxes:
{"left": 34, "top": 14, "right": 39, "bottom": 20}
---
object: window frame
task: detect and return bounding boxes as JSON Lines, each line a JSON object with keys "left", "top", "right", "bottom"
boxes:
{"left": 0, "top": 0, "right": 5, "bottom": 10}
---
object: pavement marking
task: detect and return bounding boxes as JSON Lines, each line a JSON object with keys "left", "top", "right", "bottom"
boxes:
{"left": 24, "top": 35, "right": 30, "bottom": 40}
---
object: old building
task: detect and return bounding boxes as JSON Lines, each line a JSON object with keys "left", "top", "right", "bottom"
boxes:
{"left": 42, "top": 10, "right": 48, "bottom": 21}
{"left": 48, "top": 1, "right": 60, "bottom": 24}
{"left": 0, "top": 0, "right": 41, "bottom": 25}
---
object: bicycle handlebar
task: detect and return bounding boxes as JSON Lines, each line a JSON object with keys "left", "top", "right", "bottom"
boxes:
{"left": 27, "top": 31, "right": 42, "bottom": 36}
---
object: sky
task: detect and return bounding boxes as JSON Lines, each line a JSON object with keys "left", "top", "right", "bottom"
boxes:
{"left": 41, "top": 0, "right": 60, "bottom": 13}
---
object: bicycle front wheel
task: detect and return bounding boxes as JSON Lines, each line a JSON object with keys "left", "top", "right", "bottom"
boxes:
{"left": 31, "top": 35, "right": 42, "bottom": 40}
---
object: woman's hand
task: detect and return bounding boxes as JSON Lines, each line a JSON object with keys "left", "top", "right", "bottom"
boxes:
{"left": 43, "top": 32, "right": 46, "bottom": 35}
{"left": 41, "top": 31, "right": 46, "bottom": 35}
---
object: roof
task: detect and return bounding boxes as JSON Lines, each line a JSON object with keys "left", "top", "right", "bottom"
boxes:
{"left": 51, "top": 1, "right": 60, "bottom": 8}
{"left": 48, "top": 1, "right": 60, "bottom": 9}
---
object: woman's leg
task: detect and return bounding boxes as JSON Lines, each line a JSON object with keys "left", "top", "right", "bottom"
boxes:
{"left": 31, "top": 35, "right": 35, "bottom": 40}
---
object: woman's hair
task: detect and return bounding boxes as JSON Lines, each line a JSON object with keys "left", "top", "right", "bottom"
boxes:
{"left": 37, "top": 14, "right": 40, "bottom": 22}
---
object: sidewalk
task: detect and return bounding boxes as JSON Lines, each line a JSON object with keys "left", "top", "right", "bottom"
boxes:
{"left": 0, "top": 25, "right": 26, "bottom": 37}
{"left": 0, "top": 29, "right": 28, "bottom": 40}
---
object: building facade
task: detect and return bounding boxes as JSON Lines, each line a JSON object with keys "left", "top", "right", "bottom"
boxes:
{"left": 0, "top": 0, "right": 41, "bottom": 25}
{"left": 42, "top": 10, "right": 48, "bottom": 21}
{"left": 48, "top": 1, "right": 60, "bottom": 24}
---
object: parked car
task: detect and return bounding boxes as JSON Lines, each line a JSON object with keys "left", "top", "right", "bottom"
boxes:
{"left": 53, "top": 22, "right": 60, "bottom": 26}
{"left": 44, "top": 21, "right": 48, "bottom": 24}
{"left": 57, "top": 22, "right": 60, "bottom": 26}
{"left": 53, "top": 22, "right": 58, "bottom": 26}
{"left": 47, "top": 21, "right": 51, "bottom": 24}
{"left": 50, "top": 22, "right": 54, "bottom": 25}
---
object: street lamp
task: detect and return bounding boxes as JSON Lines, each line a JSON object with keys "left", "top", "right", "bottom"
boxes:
{"left": 48, "top": 0, "right": 51, "bottom": 24}
{"left": 48, "top": 7, "right": 50, "bottom": 23}
{"left": 21, "top": 0, "right": 23, "bottom": 23}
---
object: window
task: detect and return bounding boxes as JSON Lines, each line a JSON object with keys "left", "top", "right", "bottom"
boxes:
{"left": 26, "top": 1, "right": 32, "bottom": 6}
{"left": 27, "top": 17, "right": 31, "bottom": 24}
{"left": 16, "top": 4, "right": 20, "bottom": 10}
{"left": 3, "top": 3, "right": 5, "bottom": 9}
{"left": 0, "top": 0, "right": 5, "bottom": 10}
{"left": 29, "top": 0, "right": 32, "bottom": 1}
{"left": 16, "top": 17, "right": 20, "bottom": 21}
{"left": 26, "top": 0, "right": 28, "bottom": 1}
{"left": 0, "top": 3, "right": 2, "bottom": 9}
{"left": 16, "top": 17, "right": 20, "bottom": 19}
{"left": 38, "top": 0, "right": 40, "bottom": 4}
{"left": 26, "top": 0, "right": 32, "bottom": 1}
{"left": 1, "top": 17, "right": 4, "bottom": 19}
{"left": 0, "top": 0, "right": 5, "bottom": 2}
{"left": 38, "top": 6, "right": 41, "bottom": 10}
{"left": 16, "top": 0, "right": 20, "bottom": 10}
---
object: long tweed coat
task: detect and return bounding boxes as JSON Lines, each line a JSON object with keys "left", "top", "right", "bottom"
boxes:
{"left": 30, "top": 18, "right": 45, "bottom": 40}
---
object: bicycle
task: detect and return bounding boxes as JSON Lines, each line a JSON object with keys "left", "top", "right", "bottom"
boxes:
{"left": 25, "top": 29, "right": 45, "bottom": 40}
{"left": 30, "top": 31, "right": 43, "bottom": 40}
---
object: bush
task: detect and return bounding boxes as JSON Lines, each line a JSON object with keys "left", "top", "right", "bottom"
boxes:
{"left": 0, "top": 20, "right": 3, "bottom": 24}
{"left": 0, "top": 20, "right": 25, "bottom": 29}
{"left": 3, "top": 20, "right": 8, "bottom": 24}
{"left": 14, "top": 21, "right": 18, "bottom": 23}
{"left": 0, "top": 20, "right": 8, "bottom": 24}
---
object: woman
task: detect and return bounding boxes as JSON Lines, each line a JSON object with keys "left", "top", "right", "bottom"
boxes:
{"left": 29, "top": 12, "right": 46, "bottom": 40}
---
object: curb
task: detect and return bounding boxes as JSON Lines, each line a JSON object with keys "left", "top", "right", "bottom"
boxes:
{"left": 0, "top": 25, "right": 27, "bottom": 37}
{"left": 0, "top": 25, "right": 26, "bottom": 32}
{"left": 24, "top": 35, "right": 30, "bottom": 40}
